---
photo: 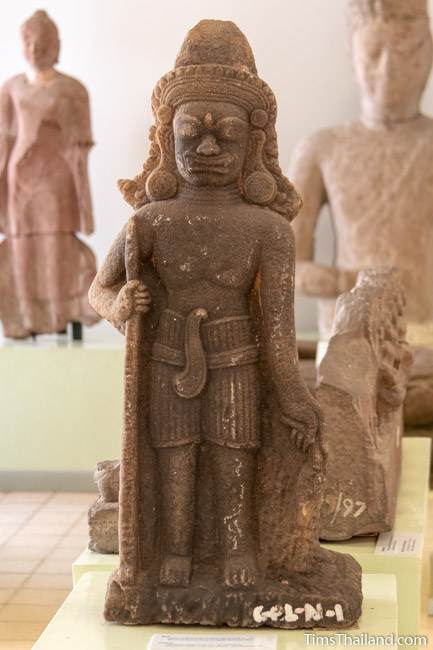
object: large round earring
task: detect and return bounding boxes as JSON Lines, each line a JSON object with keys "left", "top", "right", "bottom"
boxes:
{"left": 243, "top": 170, "right": 277, "bottom": 205}
{"left": 145, "top": 169, "right": 178, "bottom": 202}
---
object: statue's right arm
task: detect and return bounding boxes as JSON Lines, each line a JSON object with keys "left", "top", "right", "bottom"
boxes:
{"left": 0, "top": 81, "right": 15, "bottom": 231}
{"left": 289, "top": 133, "right": 341, "bottom": 298}
{"left": 88, "top": 214, "right": 152, "bottom": 332}
{"left": 89, "top": 223, "right": 128, "bottom": 330}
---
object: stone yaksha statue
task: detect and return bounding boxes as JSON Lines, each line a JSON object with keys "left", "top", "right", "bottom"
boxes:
{"left": 0, "top": 10, "right": 99, "bottom": 339}
{"left": 291, "top": 0, "right": 433, "bottom": 344}
{"left": 89, "top": 20, "right": 362, "bottom": 629}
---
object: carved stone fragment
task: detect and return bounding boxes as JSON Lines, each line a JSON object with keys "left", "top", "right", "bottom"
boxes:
{"left": 317, "top": 268, "right": 412, "bottom": 540}
{"left": 88, "top": 461, "right": 119, "bottom": 554}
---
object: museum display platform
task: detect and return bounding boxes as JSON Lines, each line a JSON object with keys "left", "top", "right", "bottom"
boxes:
{"left": 32, "top": 572, "right": 397, "bottom": 649}
{"left": 0, "top": 326, "right": 123, "bottom": 490}
{"left": 73, "top": 437, "right": 430, "bottom": 635}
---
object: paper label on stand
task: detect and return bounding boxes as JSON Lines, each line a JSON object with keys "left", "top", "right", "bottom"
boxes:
{"left": 375, "top": 531, "right": 423, "bottom": 557}
{"left": 148, "top": 633, "right": 277, "bottom": 650}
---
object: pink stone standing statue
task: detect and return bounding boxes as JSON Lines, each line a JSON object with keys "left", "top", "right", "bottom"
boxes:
{"left": 291, "top": 0, "right": 433, "bottom": 345}
{"left": 0, "top": 10, "right": 99, "bottom": 338}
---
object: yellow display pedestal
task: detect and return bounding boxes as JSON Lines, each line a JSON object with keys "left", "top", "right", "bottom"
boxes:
{"left": 32, "top": 572, "right": 397, "bottom": 650}
{"left": 0, "top": 333, "right": 123, "bottom": 488}
{"left": 73, "top": 438, "right": 430, "bottom": 635}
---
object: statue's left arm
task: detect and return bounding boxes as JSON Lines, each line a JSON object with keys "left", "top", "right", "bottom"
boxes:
{"left": 259, "top": 219, "right": 322, "bottom": 450}
{"left": 68, "top": 81, "right": 94, "bottom": 235}
{"left": 0, "top": 80, "right": 15, "bottom": 232}
{"left": 290, "top": 133, "right": 357, "bottom": 297}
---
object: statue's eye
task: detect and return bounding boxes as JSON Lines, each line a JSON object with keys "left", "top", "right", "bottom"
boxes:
{"left": 178, "top": 122, "right": 199, "bottom": 138}
{"left": 218, "top": 118, "right": 246, "bottom": 142}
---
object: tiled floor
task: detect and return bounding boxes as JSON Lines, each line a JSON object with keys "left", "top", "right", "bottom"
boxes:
{"left": 0, "top": 491, "right": 95, "bottom": 650}
{"left": 0, "top": 490, "right": 432, "bottom": 648}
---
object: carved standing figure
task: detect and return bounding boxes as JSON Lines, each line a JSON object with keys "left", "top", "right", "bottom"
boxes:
{"left": 291, "top": 0, "right": 433, "bottom": 344}
{"left": 90, "top": 20, "right": 362, "bottom": 628}
{"left": 0, "top": 10, "right": 99, "bottom": 338}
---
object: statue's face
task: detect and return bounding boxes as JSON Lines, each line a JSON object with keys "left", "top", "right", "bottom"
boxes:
{"left": 174, "top": 101, "right": 250, "bottom": 187}
{"left": 352, "top": 21, "right": 433, "bottom": 117}
{"left": 22, "top": 26, "right": 59, "bottom": 71}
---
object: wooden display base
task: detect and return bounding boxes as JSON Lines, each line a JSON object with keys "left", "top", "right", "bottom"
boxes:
{"left": 32, "top": 572, "right": 397, "bottom": 649}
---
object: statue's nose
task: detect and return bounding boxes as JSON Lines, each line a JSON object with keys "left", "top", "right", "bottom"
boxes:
{"left": 196, "top": 134, "right": 221, "bottom": 156}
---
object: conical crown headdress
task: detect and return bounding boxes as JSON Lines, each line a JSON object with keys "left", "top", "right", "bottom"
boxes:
{"left": 119, "top": 20, "right": 302, "bottom": 222}
{"left": 151, "top": 20, "right": 275, "bottom": 116}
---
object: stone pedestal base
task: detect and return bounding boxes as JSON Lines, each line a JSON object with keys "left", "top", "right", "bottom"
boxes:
{"left": 76, "top": 437, "right": 429, "bottom": 636}
{"left": 32, "top": 572, "right": 397, "bottom": 649}
{"left": 104, "top": 549, "right": 362, "bottom": 629}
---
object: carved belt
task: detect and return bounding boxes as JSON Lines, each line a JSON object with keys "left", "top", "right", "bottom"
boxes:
{"left": 152, "top": 308, "right": 259, "bottom": 399}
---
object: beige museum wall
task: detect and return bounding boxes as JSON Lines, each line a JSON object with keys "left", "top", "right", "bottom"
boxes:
{"left": 1, "top": 0, "right": 433, "bottom": 332}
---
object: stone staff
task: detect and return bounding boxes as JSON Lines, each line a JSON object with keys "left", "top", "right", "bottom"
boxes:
{"left": 119, "top": 217, "right": 142, "bottom": 582}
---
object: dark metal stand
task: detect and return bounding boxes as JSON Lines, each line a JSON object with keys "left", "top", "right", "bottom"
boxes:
{"left": 72, "top": 321, "right": 83, "bottom": 341}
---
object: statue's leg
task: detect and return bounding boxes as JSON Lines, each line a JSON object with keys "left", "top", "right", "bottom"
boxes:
{"left": 157, "top": 443, "right": 198, "bottom": 587}
{"left": 212, "top": 444, "right": 259, "bottom": 588}
{"left": 150, "top": 357, "right": 201, "bottom": 587}
{"left": 204, "top": 360, "right": 260, "bottom": 588}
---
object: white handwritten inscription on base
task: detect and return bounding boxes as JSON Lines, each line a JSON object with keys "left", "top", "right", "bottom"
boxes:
{"left": 375, "top": 532, "right": 423, "bottom": 557}
{"left": 252, "top": 603, "right": 344, "bottom": 624}
{"left": 148, "top": 634, "right": 277, "bottom": 649}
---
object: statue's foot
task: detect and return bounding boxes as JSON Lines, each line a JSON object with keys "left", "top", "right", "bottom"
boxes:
{"left": 159, "top": 554, "right": 192, "bottom": 587}
{"left": 223, "top": 553, "right": 259, "bottom": 588}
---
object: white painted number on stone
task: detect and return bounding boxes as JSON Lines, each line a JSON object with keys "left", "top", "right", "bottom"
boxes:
{"left": 331, "top": 491, "right": 367, "bottom": 524}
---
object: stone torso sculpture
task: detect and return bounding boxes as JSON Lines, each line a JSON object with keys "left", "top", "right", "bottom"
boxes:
{"left": 90, "top": 20, "right": 362, "bottom": 628}
{"left": 0, "top": 10, "right": 98, "bottom": 338}
{"left": 290, "top": 0, "right": 433, "bottom": 342}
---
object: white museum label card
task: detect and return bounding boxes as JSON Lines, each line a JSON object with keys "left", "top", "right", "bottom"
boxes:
{"left": 375, "top": 531, "right": 423, "bottom": 557}
{"left": 148, "top": 633, "right": 277, "bottom": 650}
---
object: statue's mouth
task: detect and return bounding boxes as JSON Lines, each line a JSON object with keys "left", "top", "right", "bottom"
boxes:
{"left": 184, "top": 153, "right": 236, "bottom": 175}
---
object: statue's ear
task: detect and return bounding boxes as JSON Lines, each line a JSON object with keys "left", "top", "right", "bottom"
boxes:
{"left": 146, "top": 169, "right": 178, "bottom": 202}
{"left": 242, "top": 129, "right": 277, "bottom": 206}
{"left": 118, "top": 118, "right": 178, "bottom": 208}
{"left": 145, "top": 124, "right": 178, "bottom": 202}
